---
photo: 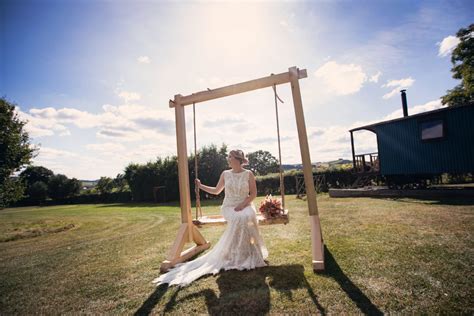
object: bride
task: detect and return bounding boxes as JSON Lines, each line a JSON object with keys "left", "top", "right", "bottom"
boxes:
{"left": 153, "top": 149, "right": 268, "bottom": 286}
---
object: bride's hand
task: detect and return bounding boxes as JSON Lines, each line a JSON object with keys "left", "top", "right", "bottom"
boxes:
{"left": 234, "top": 204, "right": 244, "bottom": 212}
{"left": 194, "top": 179, "right": 201, "bottom": 188}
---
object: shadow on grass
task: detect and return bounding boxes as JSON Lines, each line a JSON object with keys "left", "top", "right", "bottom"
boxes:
{"left": 96, "top": 202, "right": 180, "bottom": 209}
{"left": 135, "top": 264, "right": 325, "bottom": 315}
{"left": 323, "top": 246, "right": 383, "bottom": 315}
{"left": 134, "top": 284, "right": 170, "bottom": 315}
{"left": 382, "top": 197, "right": 474, "bottom": 206}
{"left": 96, "top": 199, "right": 226, "bottom": 209}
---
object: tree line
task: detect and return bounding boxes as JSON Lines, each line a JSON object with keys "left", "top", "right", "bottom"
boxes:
{"left": 4, "top": 140, "right": 283, "bottom": 206}
{"left": 98, "top": 145, "right": 280, "bottom": 202}
{"left": 19, "top": 166, "right": 82, "bottom": 203}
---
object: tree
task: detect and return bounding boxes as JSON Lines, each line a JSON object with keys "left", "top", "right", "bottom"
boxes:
{"left": 247, "top": 150, "right": 279, "bottom": 176}
{"left": 124, "top": 162, "right": 162, "bottom": 201}
{"left": 0, "top": 178, "right": 25, "bottom": 208}
{"left": 66, "top": 178, "right": 82, "bottom": 197}
{"left": 20, "top": 166, "right": 54, "bottom": 186}
{"left": 441, "top": 24, "right": 474, "bottom": 107}
{"left": 96, "top": 176, "right": 114, "bottom": 194}
{"left": 113, "top": 173, "right": 127, "bottom": 192}
{"left": 124, "top": 163, "right": 142, "bottom": 201}
{"left": 48, "top": 174, "right": 81, "bottom": 200}
{"left": 189, "top": 144, "right": 228, "bottom": 190}
{"left": 28, "top": 181, "right": 49, "bottom": 203}
{"left": 123, "top": 144, "right": 228, "bottom": 202}
{"left": 0, "top": 98, "right": 36, "bottom": 208}
{"left": 20, "top": 166, "right": 54, "bottom": 201}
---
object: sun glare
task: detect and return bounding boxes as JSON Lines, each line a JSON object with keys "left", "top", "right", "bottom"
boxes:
{"left": 197, "top": 3, "right": 273, "bottom": 61}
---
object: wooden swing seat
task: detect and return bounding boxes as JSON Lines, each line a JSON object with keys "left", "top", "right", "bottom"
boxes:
{"left": 193, "top": 209, "right": 289, "bottom": 227}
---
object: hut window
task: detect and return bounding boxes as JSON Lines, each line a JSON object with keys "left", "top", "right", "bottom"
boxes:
{"left": 421, "top": 119, "right": 444, "bottom": 140}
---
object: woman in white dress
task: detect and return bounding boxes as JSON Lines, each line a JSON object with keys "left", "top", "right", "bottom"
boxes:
{"left": 153, "top": 149, "right": 268, "bottom": 286}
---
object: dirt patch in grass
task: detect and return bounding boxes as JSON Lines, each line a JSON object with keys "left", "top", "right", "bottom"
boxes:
{"left": 1, "top": 222, "right": 75, "bottom": 242}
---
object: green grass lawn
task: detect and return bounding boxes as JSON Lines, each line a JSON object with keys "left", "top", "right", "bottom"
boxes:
{"left": 0, "top": 195, "right": 473, "bottom": 314}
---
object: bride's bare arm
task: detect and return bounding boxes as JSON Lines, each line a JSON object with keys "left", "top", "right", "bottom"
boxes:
{"left": 234, "top": 171, "right": 257, "bottom": 211}
{"left": 196, "top": 172, "right": 225, "bottom": 195}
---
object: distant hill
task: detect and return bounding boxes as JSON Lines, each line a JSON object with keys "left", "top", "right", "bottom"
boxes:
{"left": 325, "top": 158, "right": 352, "bottom": 165}
{"left": 282, "top": 159, "right": 352, "bottom": 171}
{"left": 282, "top": 164, "right": 304, "bottom": 170}
{"left": 315, "top": 159, "right": 352, "bottom": 171}
{"left": 80, "top": 180, "right": 98, "bottom": 188}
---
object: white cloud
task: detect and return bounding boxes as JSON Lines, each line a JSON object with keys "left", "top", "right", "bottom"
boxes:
{"left": 196, "top": 75, "right": 247, "bottom": 90}
{"left": 37, "top": 147, "right": 77, "bottom": 159}
{"left": 22, "top": 102, "right": 174, "bottom": 142}
{"left": 86, "top": 142, "right": 126, "bottom": 152}
{"left": 437, "top": 35, "right": 459, "bottom": 57}
{"left": 369, "top": 71, "right": 382, "bottom": 83}
{"left": 117, "top": 91, "right": 141, "bottom": 103}
{"left": 409, "top": 99, "right": 445, "bottom": 114}
{"left": 314, "top": 61, "right": 368, "bottom": 96}
{"left": 307, "top": 124, "right": 360, "bottom": 162}
{"left": 59, "top": 130, "right": 71, "bottom": 136}
{"left": 32, "top": 147, "right": 112, "bottom": 179}
{"left": 29, "top": 107, "right": 57, "bottom": 118}
{"left": 24, "top": 125, "right": 55, "bottom": 137}
{"left": 15, "top": 107, "right": 70, "bottom": 138}
{"left": 32, "top": 141, "right": 178, "bottom": 180}
{"left": 137, "top": 56, "right": 151, "bottom": 64}
{"left": 96, "top": 128, "right": 141, "bottom": 141}
{"left": 382, "top": 77, "right": 415, "bottom": 99}
{"left": 203, "top": 117, "right": 246, "bottom": 127}
{"left": 134, "top": 143, "right": 175, "bottom": 158}
{"left": 309, "top": 128, "right": 325, "bottom": 138}
{"left": 382, "top": 99, "right": 445, "bottom": 121}
{"left": 29, "top": 107, "right": 106, "bottom": 129}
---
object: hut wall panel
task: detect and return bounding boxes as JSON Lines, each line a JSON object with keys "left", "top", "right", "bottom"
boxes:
{"left": 375, "top": 105, "right": 474, "bottom": 175}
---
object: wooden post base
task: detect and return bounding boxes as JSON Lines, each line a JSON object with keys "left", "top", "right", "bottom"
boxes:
{"left": 160, "top": 223, "right": 211, "bottom": 273}
{"left": 160, "top": 242, "right": 211, "bottom": 273}
{"left": 313, "top": 260, "right": 325, "bottom": 272}
{"left": 310, "top": 215, "right": 325, "bottom": 272}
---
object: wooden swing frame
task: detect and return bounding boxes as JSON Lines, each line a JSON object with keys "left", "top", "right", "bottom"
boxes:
{"left": 160, "top": 66, "right": 324, "bottom": 273}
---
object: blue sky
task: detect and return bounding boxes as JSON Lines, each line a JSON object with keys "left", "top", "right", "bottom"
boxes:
{"left": 1, "top": 0, "right": 472, "bottom": 180}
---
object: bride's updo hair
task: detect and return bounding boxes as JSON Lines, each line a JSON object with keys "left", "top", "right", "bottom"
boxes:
{"left": 229, "top": 149, "right": 249, "bottom": 165}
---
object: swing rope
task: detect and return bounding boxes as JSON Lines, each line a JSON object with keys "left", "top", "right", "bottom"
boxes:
{"left": 272, "top": 84, "right": 285, "bottom": 210}
{"left": 193, "top": 102, "right": 202, "bottom": 219}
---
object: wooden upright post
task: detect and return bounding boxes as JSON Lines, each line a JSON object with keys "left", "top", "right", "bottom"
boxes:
{"left": 174, "top": 96, "right": 193, "bottom": 240}
{"left": 160, "top": 95, "right": 210, "bottom": 272}
{"left": 289, "top": 67, "right": 325, "bottom": 271}
{"left": 350, "top": 131, "right": 356, "bottom": 171}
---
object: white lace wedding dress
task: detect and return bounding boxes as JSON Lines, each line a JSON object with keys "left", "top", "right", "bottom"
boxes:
{"left": 153, "top": 169, "right": 268, "bottom": 286}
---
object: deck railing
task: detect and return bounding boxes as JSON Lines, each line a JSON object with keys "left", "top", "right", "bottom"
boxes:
{"left": 354, "top": 152, "right": 379, "bottom": 173}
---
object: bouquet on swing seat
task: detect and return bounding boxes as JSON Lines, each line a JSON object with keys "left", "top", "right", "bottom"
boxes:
{"left": 259, "top": 194, "right": 285, "bottom": 219}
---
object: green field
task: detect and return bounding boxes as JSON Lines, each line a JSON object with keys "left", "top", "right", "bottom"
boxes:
{"left": 0, "top": 195, "right": 473, "bottom": 314}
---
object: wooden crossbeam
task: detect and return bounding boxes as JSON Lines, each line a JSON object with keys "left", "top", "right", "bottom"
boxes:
{"left": 169, "top": 68, "right": 307, "bottom": 108}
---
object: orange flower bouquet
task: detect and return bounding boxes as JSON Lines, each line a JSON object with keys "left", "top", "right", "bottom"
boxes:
{"left": 259, "top": 194, "right": 284, "bottom": 219}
